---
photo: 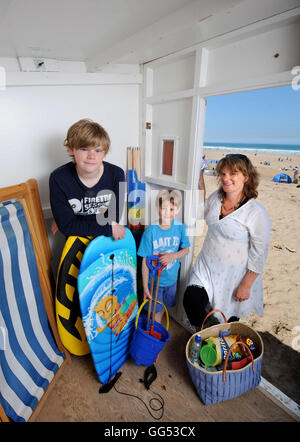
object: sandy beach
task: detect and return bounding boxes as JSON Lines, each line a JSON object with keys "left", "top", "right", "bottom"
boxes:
{"left": 193, "top": 149, "right": 300, "bottom": 405}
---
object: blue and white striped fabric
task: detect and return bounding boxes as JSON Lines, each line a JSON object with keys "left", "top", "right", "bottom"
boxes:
{"left": 0, "top": 201, "right": 65, "bottom": 422}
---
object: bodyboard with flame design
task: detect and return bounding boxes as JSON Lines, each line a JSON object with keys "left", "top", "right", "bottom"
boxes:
{"left": 77, "top": 228, "right": 138, "bottom": 384}
{"left": 55, "top": 236, "right": 93, "bottom": 355}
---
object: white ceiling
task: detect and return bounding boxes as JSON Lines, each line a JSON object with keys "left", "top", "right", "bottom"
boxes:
{"left": 0, "top": 0, "right": 300, "bottom": 70}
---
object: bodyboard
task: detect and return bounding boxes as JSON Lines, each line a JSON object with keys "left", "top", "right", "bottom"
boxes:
{"left": 77, "top": 228, "right": 138, "bottom": 384}
{"left": 55, "top": 236, "right": 93, "bottom": 355}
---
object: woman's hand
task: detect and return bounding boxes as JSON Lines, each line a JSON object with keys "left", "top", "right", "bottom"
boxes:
{"left": 234, "top": 283, "right": 251, "bottom": 302}
{"left": 200, "top": 155, "right": 207, "bottom": 171}
{"left": 198, "top": 155, "right": 206, "bottom": 200}
{"left": 235, "top": 270, "right": 259, "bottom": 302}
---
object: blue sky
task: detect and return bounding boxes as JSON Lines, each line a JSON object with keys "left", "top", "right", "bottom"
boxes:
{"left": 204, "top": 85, "right": 300, "bottom": 145}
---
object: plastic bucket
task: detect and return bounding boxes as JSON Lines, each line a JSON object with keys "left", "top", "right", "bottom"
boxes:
{"left": 129, "top": 300, "right": 170, "bottom": 366}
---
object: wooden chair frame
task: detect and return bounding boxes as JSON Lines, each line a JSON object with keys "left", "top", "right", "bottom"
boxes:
{"left": 0, "top": 180, "right": 70, "bottom": 422}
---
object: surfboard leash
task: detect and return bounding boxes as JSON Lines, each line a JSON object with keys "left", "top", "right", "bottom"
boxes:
{"left": 98, "top": 255, "right": 165, "bottom": 419}
{"left": 139, "top": 364, "right": 165, "bottom": 420}
{"left": 99, "top": 366, "right": 165, "bottom": 419}
{"left": 112, "top": 364, "right": 165, "bottom": 420}
{"left": 99, "top": 253, "right": 123, "bottom": 394}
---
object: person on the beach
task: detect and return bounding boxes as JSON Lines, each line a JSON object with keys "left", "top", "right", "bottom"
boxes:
{"left": 49, "top": 118, "right": 125, "bottom": 240}
{"left": 138, "top": 189, "right": 190, "bottom": 324}
{"left": 183, "top": 154, "right": 271, "bottom": 330}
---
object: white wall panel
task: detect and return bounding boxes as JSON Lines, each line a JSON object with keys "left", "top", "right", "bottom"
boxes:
{"left": 152, "top": 53, "right": 195, "bottom": 97}
{"left": 0, "top": 83, "right": 139, "bottom": 209}
{"left": 206, "top": 21, "right": 300, "bottom": 86}
{"left": 151, "top": 98, "right": 193, "bottom": 184}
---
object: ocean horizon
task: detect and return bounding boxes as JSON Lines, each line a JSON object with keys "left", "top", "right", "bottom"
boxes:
{"left": 203, "top": 141, "right": 300, "bottom": 156}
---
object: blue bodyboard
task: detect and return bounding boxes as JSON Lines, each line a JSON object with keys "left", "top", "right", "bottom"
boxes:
{"left": 77, "top": 228, "right": 138, "bottom": 384}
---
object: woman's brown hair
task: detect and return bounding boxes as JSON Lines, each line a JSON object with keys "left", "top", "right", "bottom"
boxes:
{"left": 216, "top": 154, "right": 259, "bottom": 199}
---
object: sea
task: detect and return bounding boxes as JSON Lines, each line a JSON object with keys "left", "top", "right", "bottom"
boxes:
{"left": 203, "top": 142, "right": 300, "bottom": 156}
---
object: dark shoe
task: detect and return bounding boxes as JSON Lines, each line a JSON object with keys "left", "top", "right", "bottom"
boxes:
{"left": 203, "top": 314, "right": 220, "bottom": 329}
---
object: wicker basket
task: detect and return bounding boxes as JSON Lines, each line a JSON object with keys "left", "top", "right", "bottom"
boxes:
{"left": 186, "top": 310, "right": 264, "bottom": 405}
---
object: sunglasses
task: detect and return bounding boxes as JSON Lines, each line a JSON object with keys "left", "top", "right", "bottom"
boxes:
{"left": 225, "top": 154, "right": 249, "bottom": 161}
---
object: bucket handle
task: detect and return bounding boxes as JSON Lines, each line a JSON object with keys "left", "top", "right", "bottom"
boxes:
{"left": 201, "top": 309, "right": 228, "bottom": 330}
{"left": 135, "top": 299, "right": 169, "bottom": 331}
{"left": 222, "top": 341, "right": 255, "bottom": 382}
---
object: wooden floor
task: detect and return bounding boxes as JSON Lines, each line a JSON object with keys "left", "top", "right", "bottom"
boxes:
{"left": 35, "top": 318, "right": 296, "bottom": 422}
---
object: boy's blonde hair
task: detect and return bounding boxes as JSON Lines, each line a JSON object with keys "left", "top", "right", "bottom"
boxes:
{"left": 156, "top": 189, "right": 182, "bottom": 211}
{"left": 64, "top": 119, "right": 111, "bottom": 153}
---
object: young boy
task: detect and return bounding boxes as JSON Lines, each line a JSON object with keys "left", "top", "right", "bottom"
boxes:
{"left": 49, "top": 119, "right": 125, "bottom": 240}
{"left": 138, "top": 189, "right": 190, "bottom": 323}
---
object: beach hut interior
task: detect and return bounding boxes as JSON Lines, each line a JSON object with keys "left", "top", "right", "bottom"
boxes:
{"left": 0, "top": 0, "right": 300, "bottom": 423}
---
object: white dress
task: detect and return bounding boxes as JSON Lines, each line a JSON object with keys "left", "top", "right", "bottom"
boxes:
{"left": 189, "top": 190, "right": 271, "bottom": 321}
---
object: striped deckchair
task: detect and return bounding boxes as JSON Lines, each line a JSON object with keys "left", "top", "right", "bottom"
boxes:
{"left": 0, "top": 201, "right": 66, "bottom": 421}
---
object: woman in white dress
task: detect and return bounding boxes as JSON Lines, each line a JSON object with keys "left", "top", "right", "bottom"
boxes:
{"left": 183, "top": 154, "right": 271, "bottom": 330}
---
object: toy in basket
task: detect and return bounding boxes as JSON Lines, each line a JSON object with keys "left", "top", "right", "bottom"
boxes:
{"left": 186, "top": 310, "right": 264, "bottom": 405}
{"left": 129, "top": 256, "right": 170, "bottom": 366}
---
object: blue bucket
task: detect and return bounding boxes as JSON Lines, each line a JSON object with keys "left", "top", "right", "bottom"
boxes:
{"left": 129, "top": 300, "right": 170, "bottom": 366}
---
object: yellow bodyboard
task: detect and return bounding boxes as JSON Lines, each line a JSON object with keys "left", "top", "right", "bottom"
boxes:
{"left": 55, "top": 236, "right": 93, "bottom": 355}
